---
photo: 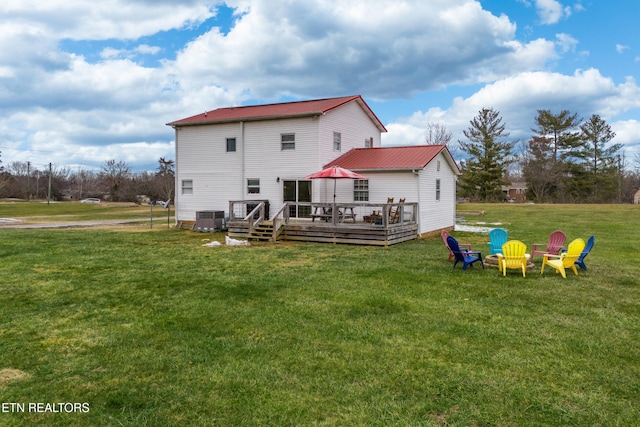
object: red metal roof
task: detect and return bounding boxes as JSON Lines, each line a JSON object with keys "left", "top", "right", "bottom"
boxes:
{"left": 325, "top": 145, "right": 460, "bottom": 173}
{"left": 167, "top": 95, "right": 386, "bottom": 132}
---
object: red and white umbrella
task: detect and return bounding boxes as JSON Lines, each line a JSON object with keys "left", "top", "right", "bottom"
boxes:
{"left": 305, "top": 165, "right": 365, "bottom": 203}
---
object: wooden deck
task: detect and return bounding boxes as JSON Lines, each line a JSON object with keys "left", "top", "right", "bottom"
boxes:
{"left": 227, "top": 201, "right": 419, "bottom": 246}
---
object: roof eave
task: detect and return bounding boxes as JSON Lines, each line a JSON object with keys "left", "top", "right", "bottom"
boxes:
{"left": 167, "top": 112, "right": 323, "bottom": 127}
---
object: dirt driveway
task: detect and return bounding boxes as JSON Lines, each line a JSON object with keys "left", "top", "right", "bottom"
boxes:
{"left": 0, "top": 218, "right": 165, "bottom": 229}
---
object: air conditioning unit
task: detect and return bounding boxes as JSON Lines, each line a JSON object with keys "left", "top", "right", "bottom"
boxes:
{"left": 195, "top": 211, "right": 226, "bottom": 232}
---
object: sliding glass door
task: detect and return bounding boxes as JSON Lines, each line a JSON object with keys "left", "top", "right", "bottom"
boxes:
{"left": 283, "top": 180, "right": 311, "bottom": 218}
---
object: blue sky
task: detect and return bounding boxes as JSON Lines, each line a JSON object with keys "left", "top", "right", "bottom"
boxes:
{"left": 1, "top": 0, "right": 638, "bottom": 172}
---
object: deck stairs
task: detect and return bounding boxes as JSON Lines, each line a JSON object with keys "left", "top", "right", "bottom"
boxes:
{"left": 247, "top": 220, "right": 284, "bottom": 242}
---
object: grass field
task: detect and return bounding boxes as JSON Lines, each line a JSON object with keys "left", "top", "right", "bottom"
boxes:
{"left": 0, "top": 201, "right": 638, "bottom": 426}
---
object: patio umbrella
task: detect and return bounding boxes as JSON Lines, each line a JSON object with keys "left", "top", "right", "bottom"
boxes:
{"left": 305, "top": 165, "right": 366, "bottom": 203}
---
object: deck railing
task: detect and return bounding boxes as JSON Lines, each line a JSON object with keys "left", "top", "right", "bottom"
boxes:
{"left": 230, "top": 200, "right": 417, "bottom": 227}
{"left": 228, "top": 200, "right": 418, "bottom": 245}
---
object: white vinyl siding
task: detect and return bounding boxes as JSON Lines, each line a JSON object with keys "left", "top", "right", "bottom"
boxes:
{"left": 318, "top": 101, "right": 381, "bottom": 166}
{"left": 174, "top": 123, "right": 244, "bottom": 219}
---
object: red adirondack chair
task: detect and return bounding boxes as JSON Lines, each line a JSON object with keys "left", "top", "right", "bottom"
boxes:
{"left": 441, "top": 230, "right": 472, "bottom": 262}
{"left": 531, "top": 230, "right": 566, "bottom": 259}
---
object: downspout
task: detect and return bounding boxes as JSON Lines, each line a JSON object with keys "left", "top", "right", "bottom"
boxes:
{"left": 412, "top": 169, "right": 421, "bottom": 234}
{"left": 173, "top": 126, "right": 179, "bottom": 225}
{"left": 240, "top": 121, "right": 245, "bottom": 201}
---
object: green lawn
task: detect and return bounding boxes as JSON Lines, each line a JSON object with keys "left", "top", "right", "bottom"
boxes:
{"left": 0, "top": 200, "right": 162, "bottom": 223}
{"left": 0, "top": 203, "right": 638, "bottom": 426}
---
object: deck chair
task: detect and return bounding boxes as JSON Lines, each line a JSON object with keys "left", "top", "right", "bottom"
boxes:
{"left": 447, "top": 236, "right": 484, "bottom": 271}
{"left": 575, "top": 235, "right": 594, "bottom": 271}
{"left": 366, "top": 210, "right": 382, "bottom": 224}
{"left": 389, "top": 198, "right": 405, "bottom": 224}
{"left": 541, "top": 238, "right": 586, "bottom": 278}
{"left": 441, "top": 230, "right": 472, "bottom": 262}
{"left": 531, "top": 230, "right": 566, "bottom": 259}
{"left": 496, "top": 240, "right": 530, "bottom": 277}
{"left": 487, "top": 228, "right": 508, "bottom": 255}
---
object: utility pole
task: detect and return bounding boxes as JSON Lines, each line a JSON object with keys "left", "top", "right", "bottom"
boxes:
{"left": 47, "top": 162, "right": 52, "bottom": 205}
{"left": 27, "top": 161, "right": 31, "bottom": 200}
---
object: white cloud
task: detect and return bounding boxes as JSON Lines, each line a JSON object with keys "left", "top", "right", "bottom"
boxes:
{"left": 616, "top": 44, "right": 630, "bottom": 54}
{"left": 556, "top": 33, "right": 578, "bottom": 53}
{"left": 172, "top": 0, "right": 556, "bottom": 99}
{"left": 612, "top": 120, "right": 640, "bottom": 154}
{"left": 535, "top": 0, "right": 572, "bottom": 25}
{"left": 382, "top": 69, "right": 640, "bottom": 158}
{"left": 0, "top": 0, "right": 217, "bottom": 41}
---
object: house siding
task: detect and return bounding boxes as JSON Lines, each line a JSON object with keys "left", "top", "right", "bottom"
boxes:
{"left": 174, "top": 123, "right": 244, "bottom": 220}
{"left": 417, "top": 152, "right": 457, "bottom": 234}
{"left": 312, "top": 102, "right": 382, "bottom": 204}
{"left": 353, "top": 157, "right": 456, "bottom": 236}
{"left": 243, "top": 116, "right": 320, "bottom": 213}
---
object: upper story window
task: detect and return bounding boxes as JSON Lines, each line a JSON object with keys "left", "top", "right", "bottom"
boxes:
{"left": 333, "top": 132, "right": 341, "bottom": 151}
{"left": 436, "top": 179, "right": 441, "bottom": 201}
{"left": 181, "top": 179, "right": 193, "bottom": 195}
{"left": 365, "top": 137, "right": 373, "bottom": 148}
{"left": 281, "top": 133, "right": 295, "bottom": 150}
{"left": 226, "top": 138, "right": 236, "bottom": 152}
{"left": 354, "top": 179, "right": 369, "bottom": 201}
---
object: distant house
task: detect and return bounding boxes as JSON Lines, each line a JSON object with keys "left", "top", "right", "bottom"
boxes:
{"left": 167, "top": 95, "right": 460, "bottom": 243}
{"left": 502, "top": 182, "right": 527, "bottom": 202}
{"left": 634, "top": 189, "right": 640, "bottom": 204}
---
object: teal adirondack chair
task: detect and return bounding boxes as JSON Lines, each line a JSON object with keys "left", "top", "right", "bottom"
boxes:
{"left": 488, "top": 228, "right": 508, "bottom": 255}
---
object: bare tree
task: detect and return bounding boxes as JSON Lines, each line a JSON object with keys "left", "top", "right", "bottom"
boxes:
{"left": 100, "top": 160, "right": 132, "bottom": 201}
{"left": 155, "top": 157, "right": 175, "bottom": 203}
{"left": 424, "top": 122, "right": 453, "bottom": 146}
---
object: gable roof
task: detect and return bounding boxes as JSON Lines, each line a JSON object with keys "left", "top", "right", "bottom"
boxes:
{"left": 167, "top": 95, "right": 387, "bottom": 132}
{"left": 325, "top": 145, "right": 460, "bottom": 174}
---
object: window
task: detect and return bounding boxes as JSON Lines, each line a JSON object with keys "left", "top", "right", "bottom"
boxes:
{"left": 365, "top": 137, "right": 372, "bottom": 148}
{"left": 354, "top": 179, "right": 369, "bottom": 201}
{"left": 436, "top": 179, "right": 441, "bottom": 201}
{"left": 226, "top": 137, "right": 236, "bottom": 152}
{"left": 333, "top": 132, "right": 341, "bottom": 151}
{"left": 281, "top": 133, "right": 295, "bottom": 150}
{"left": 247, "top": 178, "right": 260, "bottom": 194}
{"left": 181, "top": 179, "right": 193, "bottom": 195}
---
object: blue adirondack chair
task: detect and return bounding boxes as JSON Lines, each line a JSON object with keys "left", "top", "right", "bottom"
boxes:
{"left": 488, "top": 228, "right": 508, "bottom": 255}
{"left": 575, "top": 235, "right": 594, "bottom": 271}
{"left": 447, "top": 236, "right": 484, "bottom": 271}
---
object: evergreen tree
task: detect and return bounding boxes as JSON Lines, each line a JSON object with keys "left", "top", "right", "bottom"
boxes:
{"left": 576, "top": 114, "right": 621, "bottom": 202}
{"left": 522, "top": 110, "right": 582, "bottom": 202}
{"left": 458, "top": 108, "right": 514, "bottom": 201}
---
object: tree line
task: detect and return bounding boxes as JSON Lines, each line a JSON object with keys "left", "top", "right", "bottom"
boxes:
{"left": 441, "top": 108, "right": 639, "bottom": 203}
{"left": 0, "top": 156, "right": 175, "bottom": 204}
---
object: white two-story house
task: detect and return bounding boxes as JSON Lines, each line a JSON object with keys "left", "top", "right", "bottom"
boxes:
{"left": 167, "top": 95, "right": 460, "bottom": 241}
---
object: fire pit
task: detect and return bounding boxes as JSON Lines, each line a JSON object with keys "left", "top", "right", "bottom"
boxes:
{"left": 484, "top": 254, "right": 536, "bottom": 270}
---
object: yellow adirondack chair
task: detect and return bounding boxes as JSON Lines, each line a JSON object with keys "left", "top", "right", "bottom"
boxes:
{"left": 540, "top": 238, "right": 586, "bottom": 278}
{"left": 496, "top": 240, "right": 530, "bottom": 277}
